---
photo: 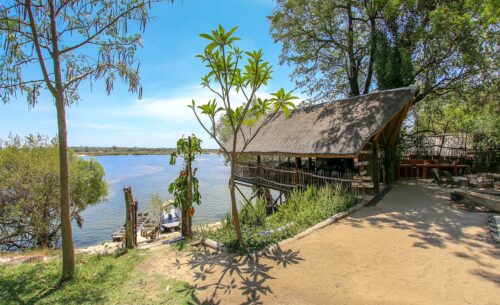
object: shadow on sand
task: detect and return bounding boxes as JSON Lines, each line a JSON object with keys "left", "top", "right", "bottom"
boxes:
{"left": 344, "top": 180, "right": 500, "bottom": 284}
{"left": 172, "top": 246, "right": 303, "bottom": 305}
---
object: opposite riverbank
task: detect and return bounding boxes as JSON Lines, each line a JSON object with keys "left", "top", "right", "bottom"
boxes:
{"left": 71, "top": 146, "right": 220, "bottom": 156}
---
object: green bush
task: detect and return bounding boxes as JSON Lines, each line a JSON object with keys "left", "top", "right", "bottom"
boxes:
{"left": 204, "top": 185, "right": 356, "bottom": 253}
{"left": 239, "top": 198, "right": 267, "bottom": 227}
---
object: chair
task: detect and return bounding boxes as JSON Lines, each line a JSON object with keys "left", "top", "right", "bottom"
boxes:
{"left": 431, "top": 168, "right": 446, "bottom": 185}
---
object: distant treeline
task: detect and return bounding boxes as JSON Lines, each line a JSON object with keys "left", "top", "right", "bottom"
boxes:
{"left": 71, "top": 146, "right": 220, "bottom": 156}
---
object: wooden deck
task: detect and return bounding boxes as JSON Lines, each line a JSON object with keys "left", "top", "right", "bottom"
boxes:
{"left": 234, "top": 164, "right": 355, "bottom": 192}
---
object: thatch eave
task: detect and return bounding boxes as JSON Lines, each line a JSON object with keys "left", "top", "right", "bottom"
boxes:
{"left": 224, "top": 86, "right": 418, "bottom": 157}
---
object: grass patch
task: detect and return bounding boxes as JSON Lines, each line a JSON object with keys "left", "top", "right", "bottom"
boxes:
{"left": 0, "top": 249, "right": 195, "bottom": 305}
{"left": 106, "top": 274, "right": 198, "bottom": 305}
{"left": 204, "top": 185, "right": 357, "bottom": 254}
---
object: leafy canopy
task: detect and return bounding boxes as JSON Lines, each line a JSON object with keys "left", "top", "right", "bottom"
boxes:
{"left": 269, "top": 0, "right": 498, "bottom": 102}
{"left": 0, "top": 0, "right": 170, "bottom": 105}
{"left": 0, "top": 135, "right": 108, "bottom": 250}
{"left": 190, "top": 25, "right": 298, "bottom": 159}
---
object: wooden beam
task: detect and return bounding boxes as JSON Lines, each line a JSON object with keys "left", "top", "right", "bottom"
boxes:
{"left": 373, "top": 140, "right": 380, "bottom": 193}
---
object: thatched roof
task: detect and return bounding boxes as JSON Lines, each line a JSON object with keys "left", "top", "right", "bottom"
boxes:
{"left": 224, "top": 86, "right": 418, "bottom": 157}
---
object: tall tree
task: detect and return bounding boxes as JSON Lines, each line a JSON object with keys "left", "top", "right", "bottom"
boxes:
{"left": 269, "top": 0, "right": 498, "bottom": 102}
{"left": 269, "top": 0, "right": 381, "bottom": 99}
{"left": 191, "top": 26, "right": 297, "bottom": 246}
{"left": 0, "top": 0, "right": 170, "bottom": 280}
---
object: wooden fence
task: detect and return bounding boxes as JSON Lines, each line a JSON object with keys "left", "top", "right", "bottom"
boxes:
{"left": 234, "top": 164, "right": 356, "bottom": 193}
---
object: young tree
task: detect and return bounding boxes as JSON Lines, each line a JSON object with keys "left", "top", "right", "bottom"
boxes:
{"left": 190, "top": 26, "right": 297, "bottom": 245}
{"left": 168, "top": 135, "right": 202, "bottom": 239}
{"left": 0, "top": 135, "right": 108, "bottom": 251}
{"left": 0, "top": 0, "right": 170, "bottom": 279}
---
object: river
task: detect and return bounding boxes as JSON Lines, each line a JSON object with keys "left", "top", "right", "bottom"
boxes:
{"left": 73, "top": 154, "right": 247, "bottom": 247}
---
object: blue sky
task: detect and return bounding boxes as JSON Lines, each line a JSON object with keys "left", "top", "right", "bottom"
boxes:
{"left": 0, "top": 0, "right": 303, "bottom": 148}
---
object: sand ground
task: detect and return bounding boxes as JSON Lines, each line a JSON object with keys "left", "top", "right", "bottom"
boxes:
{"left": 146, "top": 180, "right": 499, "bottom": 305}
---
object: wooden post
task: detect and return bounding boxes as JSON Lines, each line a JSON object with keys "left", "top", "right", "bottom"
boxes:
{"left": 133, "top": 200, "right": 138, "bottom": 246}
{"left": 373, "top": 141, "right": 380, "bottom": 193}
{"left": 123, "top": 187, "right": 135, "bottom": 249}
{"left": 257, "top": 155, "right": 261, "bottom": 185}
{"left": 294, "top": 157, "right": 301, "bottom": 186}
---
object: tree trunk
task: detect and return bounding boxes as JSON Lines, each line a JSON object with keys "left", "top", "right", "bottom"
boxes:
{"left": 230, "top": 157, "right": 243, "bottom": 245}
{"left": 181, "top": 209, "right": 190, "bottom": 237}
{"left": 185, "top": 137, "right": 193, "bottom": 238}
{"left": 363, "top": 16, "right": 377, "bottom": 94}
{"left": 346, "top": 0, "right": 360, "bottom": 96}
{"left": 47, "top": 0, "right": 74, "bottom": 281}
{"left": 55, "top": 93, "right": 75, "bottom": 280}
{"left": 124, "top": 187, "right": 135, "bottom": 249}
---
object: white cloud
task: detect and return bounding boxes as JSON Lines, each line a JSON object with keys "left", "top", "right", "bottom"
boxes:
{"left": 118, "top": 84, "right": 284, "bottom": 124}
{"left": 119, "top": 85, "right": 213, "bottom": 123}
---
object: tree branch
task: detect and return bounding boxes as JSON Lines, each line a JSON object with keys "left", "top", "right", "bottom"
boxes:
{"left": 25, "top": 0, "right": 56, "bottom": 95}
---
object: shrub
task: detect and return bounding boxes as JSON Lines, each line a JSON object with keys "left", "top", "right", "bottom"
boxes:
{"left": 204, "top": 185, "right": 356, "bottom": 253}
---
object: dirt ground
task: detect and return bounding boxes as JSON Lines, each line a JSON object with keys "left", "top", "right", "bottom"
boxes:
{"left": 141, "top": 180, "right": 500, "bottom": 305}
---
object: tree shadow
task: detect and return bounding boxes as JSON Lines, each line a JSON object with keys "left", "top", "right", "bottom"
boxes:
{"left": 342, "top": 180, "right": 499, "bottom": 284}
{"left": 0, "top": 264, "right": 61, "bottom": 305}
{"left": 173, "top": 245, "right": 303, "bottom": 305}
{"left": 0, "top": 257, "right": 119, "bottom": 305}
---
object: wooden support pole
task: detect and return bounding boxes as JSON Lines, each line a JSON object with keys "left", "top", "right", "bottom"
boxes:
{"left": 133, "top": 200, "right": 138, "bottom": 246}
{"left": 372, "top": 141, "right": 380, "bottom": 194}
{"left": 257, "top": 155, "right": 261, "bottom": 185}
{"left": 123, "top": 187, "right": 136, "bottom": 249}
{"left": 294, "top": 157, "right": 301, "bottom": 185}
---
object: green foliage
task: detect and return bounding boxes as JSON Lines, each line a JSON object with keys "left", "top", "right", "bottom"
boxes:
{"left": 239, "top": 198, "right": 267, "bottom": 228}
{"left": 413, "top": 82, "right": 500, "bottom": 151}
{"left": 0, "top": 249, "right": 198, "bottom": 305}
{"left": 0, "top": 250, "right": 144, "bottom": 305}
{"left": 168, "top": 175, "right": 201, "bottom": 210}
{"left": 191, "top": 25, "right": 298, "bottom": 245}
{"left": 0, "top": 135, "right": 108, "bottom": 250}
{"left": 374, "top": 31, "right": 414, "bottom": 90}
{"left": 269, "top": 0, "right": 498, "bottom": 102}
{"left": 168, "top": 135, "right": 202, "bottom": 210}
{"left": 190, "top": 25, "right": 298, "bottom": 156}
{"left": 0, "top": 0, "right": 169, "bottom": 105}
{"left": 205, "top": 185, "right": 356, "bottom": 253}
{"left": 147, "top": 194, "right": 164, "bottom": 226}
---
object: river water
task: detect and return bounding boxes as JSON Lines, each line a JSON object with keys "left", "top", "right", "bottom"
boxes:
{"left": 73, "top": 154, "right": 247, "bottom": 247}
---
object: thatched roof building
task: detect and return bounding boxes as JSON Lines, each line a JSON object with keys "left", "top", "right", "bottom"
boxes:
{"left": 225, "top": 86, "right": 418, "bottom": 158}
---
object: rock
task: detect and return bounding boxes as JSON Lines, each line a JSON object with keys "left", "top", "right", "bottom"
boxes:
{"left": 7, "top": 255, "right": 45, "bottom": 265}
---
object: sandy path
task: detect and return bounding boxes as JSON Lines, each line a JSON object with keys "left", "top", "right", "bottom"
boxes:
{"left": 170, "top": 180, "right": 499, "bottom": 305}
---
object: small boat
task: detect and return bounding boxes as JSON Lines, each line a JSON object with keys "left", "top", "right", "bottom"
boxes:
{"left": 451, "top": 189, "right": 500, "bottom": 212}
{"left": 112, "top": 225, "right": 125, "bottom": 242}
{"left": 161, "top": 201, "right": 181, "bottom": 231}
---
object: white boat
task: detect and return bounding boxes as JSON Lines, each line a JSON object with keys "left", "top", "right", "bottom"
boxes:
{"left": 161, "top": 202, "right": 181, "bottom": 231}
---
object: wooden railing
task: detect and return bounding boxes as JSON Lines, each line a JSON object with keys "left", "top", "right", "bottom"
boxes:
{"left": 234, "top": 164, "right": 355, "bottom": 192}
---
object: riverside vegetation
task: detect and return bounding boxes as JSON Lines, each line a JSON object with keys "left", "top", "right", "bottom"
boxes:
{"left": 203, "top": 185, "right": 357, "bottom": 253}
